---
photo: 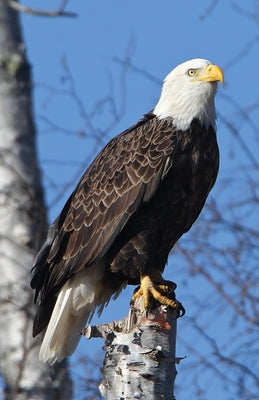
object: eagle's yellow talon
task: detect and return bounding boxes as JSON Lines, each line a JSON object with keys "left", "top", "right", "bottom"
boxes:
{"left": 130, "top": 286, "right": 143, "bottom": 304}
{"left": 130, "top": 273, "right": 184, "bottom": 315}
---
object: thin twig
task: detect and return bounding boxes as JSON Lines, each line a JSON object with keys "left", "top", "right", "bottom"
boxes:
{"left": 6, "top": 0, "right": 77, "bottom": 18}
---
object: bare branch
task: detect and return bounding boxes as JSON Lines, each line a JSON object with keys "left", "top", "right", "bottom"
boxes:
{"left": 199, "top": 0, "right": 220, "bottom": 20}
{"left": 6, "top": 0, "right": 77, "bottom": 18}
{"left": 223, "top": 34, "right": 259, "bottom": 70}
{"left": 190, "top": 317, "right": 259, "bottom": 387}
{"left": 112, "top": 55, "right": 162, "bottom": 86}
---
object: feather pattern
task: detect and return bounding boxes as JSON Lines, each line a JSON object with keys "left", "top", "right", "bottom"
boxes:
{"left": 31, "top": 58, "right": 222, "bottom": 363}
{"left": 31, "top": 113, "right": 177, "bottom": 311}
{"left": 31, "top": 114, "right": 218, "bottom": 336}
{"left": 38, "top": 263, "right": 115, "bottom": 364}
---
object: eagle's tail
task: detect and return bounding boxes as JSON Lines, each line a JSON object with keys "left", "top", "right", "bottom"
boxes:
{"left": 39, "top": 265, "right": 113, "bottom": 365}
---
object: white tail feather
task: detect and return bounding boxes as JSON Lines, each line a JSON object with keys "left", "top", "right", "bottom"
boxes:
{"left": 39, "top": 263, "right": 113, "bottom": 364}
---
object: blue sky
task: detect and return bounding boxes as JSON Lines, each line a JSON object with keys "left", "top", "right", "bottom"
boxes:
{"left": 20, "top": 1, "right": 259, "bottom": 399}
{"left": 22, "top": 1, "right": 258, "bottom": 214}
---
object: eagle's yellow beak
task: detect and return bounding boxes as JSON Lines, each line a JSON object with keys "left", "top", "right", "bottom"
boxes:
{"left": 193, "top": 64, "right": 224, "bottom": 85}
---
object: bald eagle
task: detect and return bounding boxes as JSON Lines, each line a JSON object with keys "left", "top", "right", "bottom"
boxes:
{"left": 31, "top": 58, "right": 223, "bottom": 364}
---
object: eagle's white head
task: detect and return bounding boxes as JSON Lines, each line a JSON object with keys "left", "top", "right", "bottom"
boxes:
{"left": 153, "top": 58, "right": 224, "bottom": 131}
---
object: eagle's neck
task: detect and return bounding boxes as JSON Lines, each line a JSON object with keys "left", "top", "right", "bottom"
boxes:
{"left": 153, "top": 81, "right": 217, "bottom": 132}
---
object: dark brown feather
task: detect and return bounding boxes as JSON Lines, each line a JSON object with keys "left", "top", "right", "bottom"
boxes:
{"left": 31, "top": 112, "right": 219, "bottom": 335}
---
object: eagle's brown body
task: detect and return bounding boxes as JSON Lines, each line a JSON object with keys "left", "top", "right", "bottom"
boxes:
{"left": 31, "top": 113, "right": 219, "bottom": 337}
{"left": 31, "top": 58, "right": 223, "bottom": 364}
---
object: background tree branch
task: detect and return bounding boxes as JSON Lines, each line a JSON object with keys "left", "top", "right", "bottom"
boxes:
{"left": 6, "top": 0, "right": 77, "bottom": 18}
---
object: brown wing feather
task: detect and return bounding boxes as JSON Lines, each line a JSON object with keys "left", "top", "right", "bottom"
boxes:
{"left": 31, "top": 113, "right": 177, "bottom": 304}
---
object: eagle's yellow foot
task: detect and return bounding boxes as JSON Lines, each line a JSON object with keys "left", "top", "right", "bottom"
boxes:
{"left": 131, "top": 274, "right": 185, "bottom": 317}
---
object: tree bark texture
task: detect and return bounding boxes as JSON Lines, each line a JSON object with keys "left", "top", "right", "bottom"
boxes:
{"left": 0, "top": 2, "right": 71, "bottom": 399}
{"left": 84, "top": 297, "right": 183, "bottom": 400}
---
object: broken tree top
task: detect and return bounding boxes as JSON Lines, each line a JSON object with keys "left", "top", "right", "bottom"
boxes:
{"left": 83, "top": 298, "right": 185, "bottom": 400}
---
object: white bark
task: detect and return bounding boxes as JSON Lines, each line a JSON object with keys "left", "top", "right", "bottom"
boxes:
{"left": 84, "top": 297, "right": 184, "bottom": 399}
{"left": 0, "top": 2, "right": 71, "bottom": 399}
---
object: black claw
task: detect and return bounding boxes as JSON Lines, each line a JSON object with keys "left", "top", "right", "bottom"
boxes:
{"left": 177, "top": 302, "right": 185, "bottom": 318}
{"left": 133, "top": 285, "right": 140, "bottom": 294}
{"left": 167, "top": 286, "right": 175, "bottom": 295}
{"left": 145, "top": 306, "right": 149, "bottom": 318}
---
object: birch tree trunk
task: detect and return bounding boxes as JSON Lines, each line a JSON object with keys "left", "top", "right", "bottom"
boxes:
{"left": 0, "top": 2, "right": 72, "bottom": 399}
{"left": 84, "top": 297, "right": 183, "bottom": 399}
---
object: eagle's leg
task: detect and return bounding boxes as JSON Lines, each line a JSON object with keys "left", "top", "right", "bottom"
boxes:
{"left": 131, "top": 272, "right": 185, "bottom": 317}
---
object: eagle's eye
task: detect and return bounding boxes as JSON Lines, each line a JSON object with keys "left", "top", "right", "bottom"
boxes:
{"left": 187, "top": 69, "right": 197, "bottom": 77}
